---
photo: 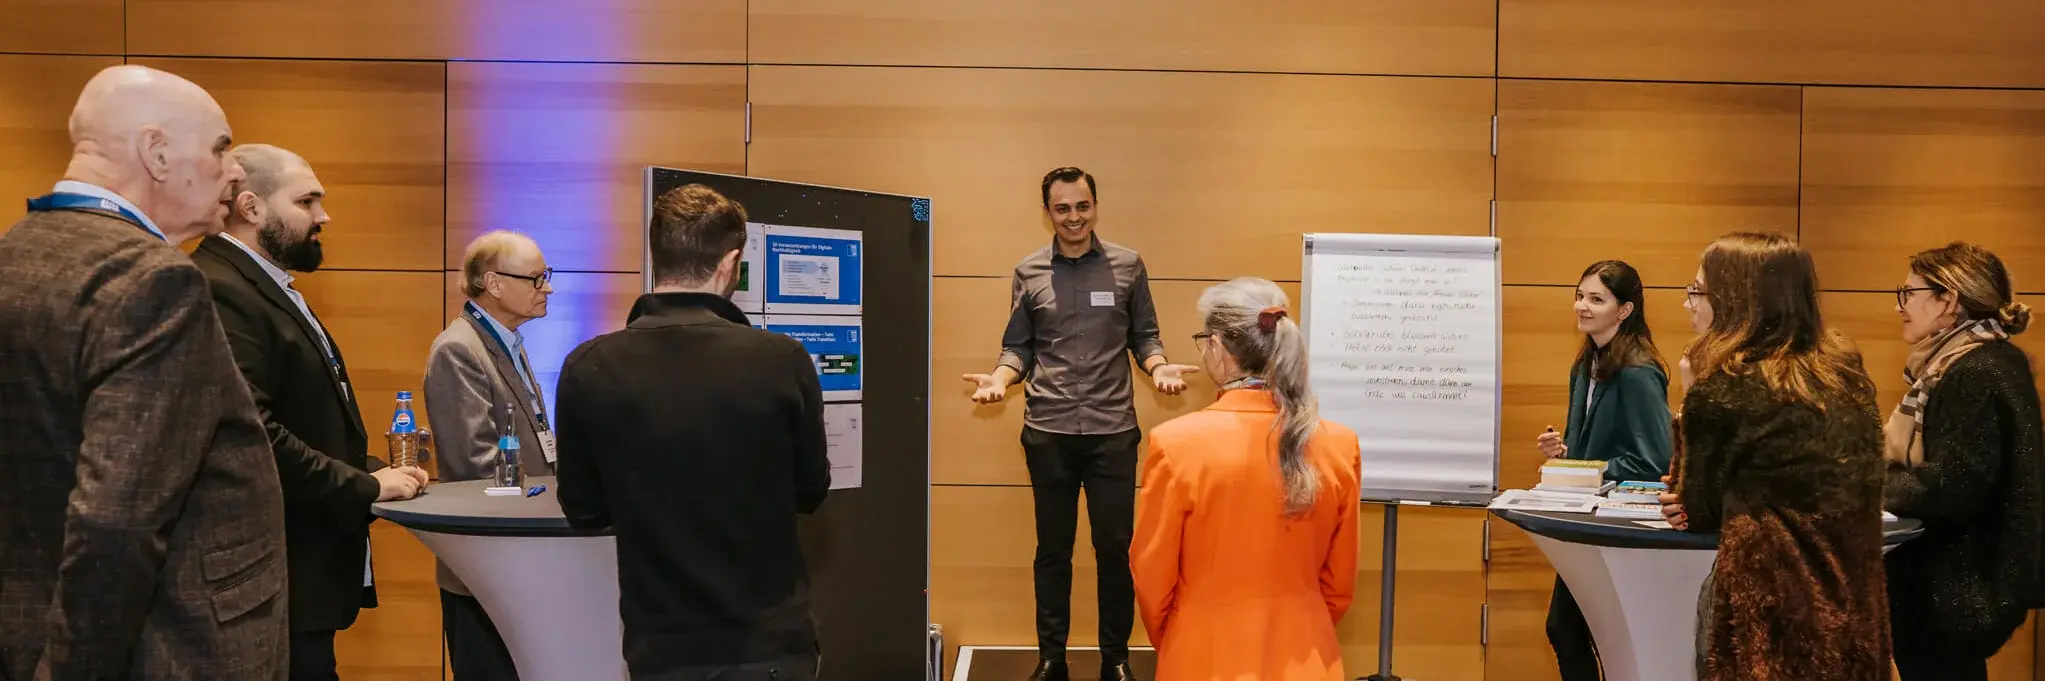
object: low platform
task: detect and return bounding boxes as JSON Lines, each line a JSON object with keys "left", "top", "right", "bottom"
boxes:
{"left": 953, "top": 646, "right": 1158, "bottom": 681}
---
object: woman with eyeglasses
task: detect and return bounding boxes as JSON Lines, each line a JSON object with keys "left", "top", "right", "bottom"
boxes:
{"left": 1536, "top": 261, "right": 1674, "bottom": 681}
{"left": 1129, "top": 277, "right": 1360, "bottom": 681}
{"left": 1658, "top": 232, "right": 1890, "bottom": 680}
{"left": 1880, "top": 242, "right": 2044, "bottom": 681}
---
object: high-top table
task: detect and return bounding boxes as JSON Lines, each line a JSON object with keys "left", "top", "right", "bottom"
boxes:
{"left": 372, "top": 476, "right": 625, "bottom": 681}
{"left": 1493, "top": 508, "right": 1923, "bottom": 681}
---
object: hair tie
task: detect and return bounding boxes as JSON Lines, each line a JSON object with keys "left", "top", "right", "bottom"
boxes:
{"left": 1258, "top": 306, "right": 1288, "bottom": 333}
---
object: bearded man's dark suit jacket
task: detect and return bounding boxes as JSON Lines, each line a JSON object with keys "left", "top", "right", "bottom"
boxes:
{"left": 0, "top": 208, "right": 289, "bottom": 680}
{"left": 192, "top": 236, "right": 387, "bottom": 643}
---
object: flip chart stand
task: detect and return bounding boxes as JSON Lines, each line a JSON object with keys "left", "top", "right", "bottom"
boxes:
{"left": 1363, "top": 503, "right": 1404, "bottom": 681}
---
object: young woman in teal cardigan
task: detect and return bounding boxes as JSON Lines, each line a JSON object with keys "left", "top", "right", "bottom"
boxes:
{"left": 1534, "top": 260, "right": 1675, "bottom": 681}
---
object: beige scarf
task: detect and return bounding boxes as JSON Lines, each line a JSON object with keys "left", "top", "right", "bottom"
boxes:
{"left": 1883, "top": 318, "right": 2008, "bottom": 466}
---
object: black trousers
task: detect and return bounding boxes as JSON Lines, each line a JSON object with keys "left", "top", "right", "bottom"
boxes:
{"left": 1021, "top": 426, "right": 1139, "bottom": 665}
{"left": 442, "top": 589, "right": 520, "bottom": 680}
{"left": 1546, "top": 577, "right": 1602, "bottom": 681}
{"left": 1893, "top": 642, "right": 1989, "bottom": 681}
{"left": 288, "top": 630, "right": 339, "bottom": 681}
{"left": 631, "top": 651, "right": 820, "bottom": 681}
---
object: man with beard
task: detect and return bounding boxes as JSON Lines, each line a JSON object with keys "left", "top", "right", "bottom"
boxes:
{"left": 0, "top": 64, "right": 289, "bottom": 681}
{"left": 192, "top": 143, "right": 429, "bottom": 681}
{"left": 556, "top": 183, "right": 830, "bottom": 681}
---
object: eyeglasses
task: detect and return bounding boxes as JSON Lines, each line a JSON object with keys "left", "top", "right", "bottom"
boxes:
{"left": 1684, "top": 284, "right": 1708, "bottom": 299}
{"left": 1895, "top": 285, "right": 1941, "bottom": 308}
{"left": 493, "top": 268, "right": 554, "bottom": 288}
{"left": 1192, "top": 331, "right": 1213, "bottom": 342}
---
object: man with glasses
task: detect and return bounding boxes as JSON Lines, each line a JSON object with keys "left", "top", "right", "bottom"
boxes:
{"left": 194, "top": 143, "right": 428, "bottom": 681}
{"left": 422, "top": 229, "right": 556, "bottom": 680}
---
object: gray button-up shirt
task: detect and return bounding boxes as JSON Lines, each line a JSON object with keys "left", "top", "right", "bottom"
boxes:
{"left": 997, "top": 237, "right": 1166, "bottom": 435}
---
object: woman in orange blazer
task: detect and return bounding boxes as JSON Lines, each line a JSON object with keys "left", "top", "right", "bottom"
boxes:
{"left": 1131, "top": 277, "right": 1362, "bottom": 681}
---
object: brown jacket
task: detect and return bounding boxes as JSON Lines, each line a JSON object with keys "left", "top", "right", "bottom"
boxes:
{"left": 1677, "top": 367, "right": 1890, "bottom": 680}
{"left": 0, "top": 209, "right": 288, "bottom": 680}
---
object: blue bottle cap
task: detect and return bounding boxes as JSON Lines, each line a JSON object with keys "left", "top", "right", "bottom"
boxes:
{"left": 396, "top": 391, "right": 412, "bottom": 400}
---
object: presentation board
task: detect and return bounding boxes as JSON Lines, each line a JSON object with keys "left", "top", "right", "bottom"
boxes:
{"left": 1302, "top": 233, "right": 1501, "bottom": 506}
{"left": 645, "top": 167, "right": 929, "bottom": 680}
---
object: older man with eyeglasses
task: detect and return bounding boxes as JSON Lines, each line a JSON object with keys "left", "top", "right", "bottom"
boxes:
{"left": 421, "top": 229, "right": 556, "bottom": 680}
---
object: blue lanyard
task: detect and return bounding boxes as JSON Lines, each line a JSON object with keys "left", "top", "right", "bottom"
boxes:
{"left": 26, "top": 193, "right": 159, "bottom": 241}
{"left": 465, "top": 302, "right": 549, "bottom": 430}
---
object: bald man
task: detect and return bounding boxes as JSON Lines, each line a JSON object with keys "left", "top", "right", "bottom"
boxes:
{"left": 423, "top": 230, "right": 556, "bottom": 680}
{"left": 191, "top": 144, "right": 428, "bottom": 681}
{"left": 0, "top": 65, "right": 289, "bottom": 679}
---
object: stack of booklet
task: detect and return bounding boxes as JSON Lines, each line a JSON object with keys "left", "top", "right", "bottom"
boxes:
{"left": 1594, "top": 481, "right": 1668, "bottom": 520}
{"left": 1489, "top": 461, "right": 1669, "bottom": 521}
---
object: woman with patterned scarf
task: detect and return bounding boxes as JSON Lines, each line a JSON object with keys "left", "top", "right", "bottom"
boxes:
{"left": 1883, "top": 241, "right": 2045, "bottom": 681}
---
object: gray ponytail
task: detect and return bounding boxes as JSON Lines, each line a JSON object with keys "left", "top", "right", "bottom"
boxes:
{"left": 1197, "top": 278, "right": 1321, "bottom": 516}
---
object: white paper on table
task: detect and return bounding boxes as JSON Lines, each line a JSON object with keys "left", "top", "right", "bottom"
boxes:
{"left": 823, "top": 403, "right": 862, "bottom": 490}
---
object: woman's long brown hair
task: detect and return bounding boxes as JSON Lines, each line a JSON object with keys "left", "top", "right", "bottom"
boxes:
{"left": 1686, "top": 232, "right": 1869, "bottom": 408}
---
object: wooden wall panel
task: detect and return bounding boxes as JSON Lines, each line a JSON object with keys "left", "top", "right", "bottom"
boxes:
{"left": 931, "top": 487, "right": 1486, "bottom": 679}
{"left": 125, "top": 0, "right": 746, "bottom": 63}
{"left": 1497, "top": 81, "right": 1802, "bottom": 288}
{"left": 131, "top": 58, "right": 446, "bottom": 272}
{"left": 0, "top": 0, "right": 121, "bottom": 54}
{"left": 749, "top": 0, "right": 1495, "bottom": 76}
{"left": 446, "top": 63, "right": 747, "bottom": 273}
{"left": 1824, "top": 292, "right": 2045, "bottom": 413}
{"left": 748, "top": 66, "right": 1494, "bottom": 280}
{"left": 1499, "top": 0, "right": 2045, "bottom": 88}
{"left": 295, "top": 271, "right": 446, "bottom": 452}
{"left": 1802, "top": 88, "right": 2045, "bottom": 293}
{"left": 336, "top": 523, "right": 443, "bottom": 681}
{"left": 0, "top": 55, "right": 120, "bottom": 233}
{"left": 934, "top": 278, "right": 1300, "bottom": 486}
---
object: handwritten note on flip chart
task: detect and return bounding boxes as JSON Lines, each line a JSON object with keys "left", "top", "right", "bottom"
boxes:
{"left": 1303, "top": 233, "right": 1501, "bottom": 503}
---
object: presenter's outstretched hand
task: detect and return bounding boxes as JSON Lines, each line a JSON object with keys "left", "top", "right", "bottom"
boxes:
{"left": 963, "top": 373, "right": 1007, "bottom": 405}
{"left": 1536, "top": 427, "right": 1567, "bottom": 459}
{"left": 1657, "top": 490, "right": 1688, "bottom": 530}
{"left": 373, "top": 466, "right": 427, "bottom": 502}
{"left": 1151, "top": 364, "right": 1200, "bottom": 395}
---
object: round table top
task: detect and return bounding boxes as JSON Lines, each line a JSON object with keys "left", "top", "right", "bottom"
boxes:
{"left": 1493, "top": 507, "right": 1924, "bottom": 550}
{"left": 370, "top": 476, "right": 612, "bottom": 537}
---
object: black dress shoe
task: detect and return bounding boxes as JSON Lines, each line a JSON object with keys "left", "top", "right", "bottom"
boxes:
{"left": 1102, "top": 661, "right": 1139, "bottom": 681}
{"left": 1028, "top": 658, "right": 1069, "bottom": 681}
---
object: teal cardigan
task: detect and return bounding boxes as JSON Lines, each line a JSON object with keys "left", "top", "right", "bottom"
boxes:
{"left": 1563, "top": 360, "right": 1675, "bottom": 483}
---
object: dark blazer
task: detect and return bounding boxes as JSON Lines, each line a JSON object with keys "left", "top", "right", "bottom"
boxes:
{"left": 1678, "top": 366, "right": 1890, "bottom": 681}
{"left": 1885, "top": 341, "right": 2045, "bottom": 657}
{"left": 422, "top": 311, "right": 551, "bottom": 595}
{"left": 556, "top": 292, "right": 829, "bottom": 674}
{"left": 0, "top": 209, "right": 288, "bottom": 680}
{"left": 1563, "top": 359, "right": 1674, "bottom": 482}
{"left": 192, "top": 235, "right": 384, "bottom": 634}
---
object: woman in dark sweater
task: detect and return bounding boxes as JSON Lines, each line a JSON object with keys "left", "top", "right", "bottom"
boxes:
{"left": 1660, "top": 232, "right": 1891, "bottom": 680}
{"left": 1536, "top": 260, "right": 1673, "bottom": 681}
{"left": 1882, "top": 242, "right": 2045, "bottom": 681}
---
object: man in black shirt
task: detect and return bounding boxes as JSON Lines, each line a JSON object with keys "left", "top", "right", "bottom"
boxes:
{"left": 556, "top": 183, "right": 830, "bottom": 681}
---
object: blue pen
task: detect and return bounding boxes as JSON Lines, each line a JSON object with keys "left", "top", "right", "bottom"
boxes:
{"left": 525, "top": 484, "right": 546, "bottom": 497}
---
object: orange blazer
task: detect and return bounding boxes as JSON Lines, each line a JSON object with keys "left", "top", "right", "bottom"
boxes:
{"left": 1131, "top": 389, "right": 1362, "bottom": 681}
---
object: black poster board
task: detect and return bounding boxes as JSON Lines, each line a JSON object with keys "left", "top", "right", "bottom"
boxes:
{"left": 645, "top": 167, "right": 931, "bottom": 679}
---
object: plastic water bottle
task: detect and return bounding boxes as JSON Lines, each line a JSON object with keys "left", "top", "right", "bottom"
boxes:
{"left": 388, "top": 391, "right": 420, "bottom": 469}
{"left": 494, "top": 402, "right": 523, "bottom": 489}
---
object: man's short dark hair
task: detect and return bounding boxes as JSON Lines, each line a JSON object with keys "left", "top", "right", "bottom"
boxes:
{"left": 650, "top": 184, "right": 749, "bottom": 288}
{"left": 1040, "top": 166, "right": 1096, "bottom": 207}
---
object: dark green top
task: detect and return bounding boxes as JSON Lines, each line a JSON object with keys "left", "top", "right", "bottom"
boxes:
{"left": 1564, "top": 359, "right": 1674, "bottom": 482}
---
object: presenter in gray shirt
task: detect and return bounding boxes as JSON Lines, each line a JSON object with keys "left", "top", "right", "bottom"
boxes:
{"left": 963, "top": 167, "right": 1199, "bottom": 681}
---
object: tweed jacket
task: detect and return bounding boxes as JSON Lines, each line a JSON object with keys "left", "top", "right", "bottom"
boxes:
{"left": 0, "top": 208, "right": 289, "bottom": 680}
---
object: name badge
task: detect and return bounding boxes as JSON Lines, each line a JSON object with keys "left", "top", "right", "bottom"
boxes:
{"left": 537, "top": 430, "right": 559, "bottom": 464}
{"left": 1089, "top": 291, "right": 1115, "bottom": 307}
